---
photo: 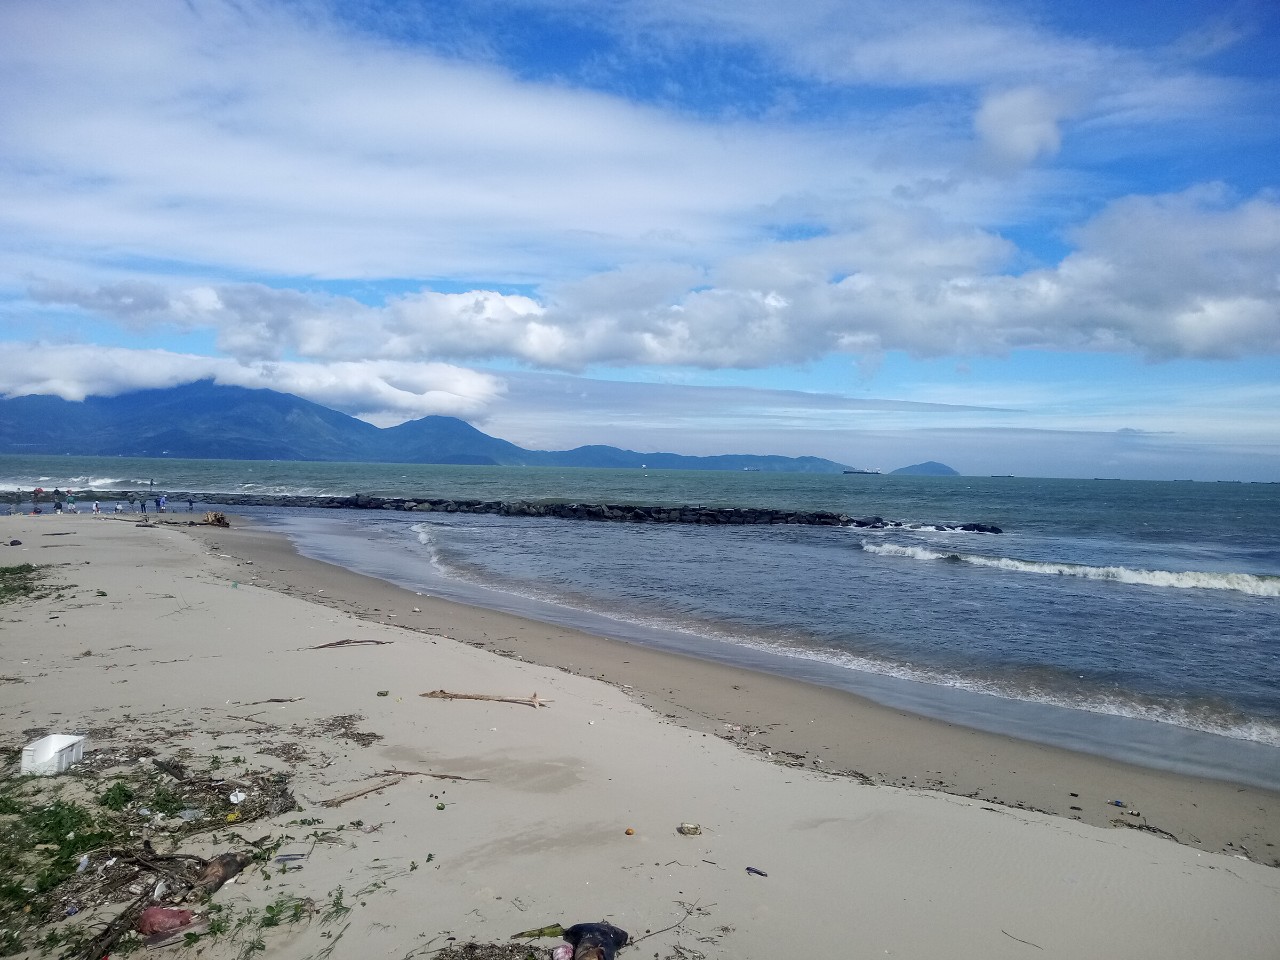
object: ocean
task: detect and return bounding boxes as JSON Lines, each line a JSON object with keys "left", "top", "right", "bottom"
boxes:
{"left": 4, "top": 454, "right": 1278, "bottom": 789}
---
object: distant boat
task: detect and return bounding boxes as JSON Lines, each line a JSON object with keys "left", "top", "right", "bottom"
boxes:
{"left": 843, "top": 468, "right": 881, "bottom": 475}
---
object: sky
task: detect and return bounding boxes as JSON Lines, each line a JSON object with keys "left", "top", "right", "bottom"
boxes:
{"left": 1, "top": 0, "right": 1278, "bottom": 480}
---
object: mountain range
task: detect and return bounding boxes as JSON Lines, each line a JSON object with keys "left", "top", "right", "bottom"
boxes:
{"left": 3, "top": 381, "right": 854, "bottom": 472}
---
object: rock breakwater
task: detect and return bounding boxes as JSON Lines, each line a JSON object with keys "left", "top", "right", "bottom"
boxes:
{"left": 156, "top": 492, "right": 1003, "bottom": 533}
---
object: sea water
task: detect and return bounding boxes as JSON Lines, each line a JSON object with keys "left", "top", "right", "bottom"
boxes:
{"left": 4, "top": 455, "right": 1278, "bottom": 787}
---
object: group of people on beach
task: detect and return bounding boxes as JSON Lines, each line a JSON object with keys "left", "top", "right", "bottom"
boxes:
{"left": 10, "top": 488, "right": 197, "bottom": 516}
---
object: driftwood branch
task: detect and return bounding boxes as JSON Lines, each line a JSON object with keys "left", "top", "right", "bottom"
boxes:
{"left": 382, "top": 768, "right": 488, "bottom": 782}
{"left": 419, "top": 689, "right": 553, "bottom": 708}
{"left": 310, "top": 638, "right": 393, "bottom": 649}
{"left": 319, "top": 777, "right": 404, "bottom": 808}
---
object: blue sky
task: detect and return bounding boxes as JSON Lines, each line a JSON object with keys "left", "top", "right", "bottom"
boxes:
{"left": 1, "top": 0, "right": 1278, "bottom": 479}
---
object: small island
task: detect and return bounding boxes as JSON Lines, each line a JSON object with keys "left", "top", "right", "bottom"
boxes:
{"left": 890, "top": 461, "right": 960, "bottom": 476}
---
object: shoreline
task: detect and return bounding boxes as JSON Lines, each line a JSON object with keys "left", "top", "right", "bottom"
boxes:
{"left": 186, "top": 514, "right": 1280, "bottom": 863}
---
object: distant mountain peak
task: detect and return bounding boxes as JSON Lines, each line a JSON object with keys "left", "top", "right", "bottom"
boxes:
{"left": 891, "top": 461, "right": 960, "bottom": 476}
{"left": 0, "top": 382, "right": 851, "bottom": 473}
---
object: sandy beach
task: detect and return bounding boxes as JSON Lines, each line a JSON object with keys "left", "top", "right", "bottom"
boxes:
{"left": 2, "top": 512, "right": 1278, "bottom": 959}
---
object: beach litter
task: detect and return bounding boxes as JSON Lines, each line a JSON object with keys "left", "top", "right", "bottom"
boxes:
{"left": 563, "top": 922, "right": 629, "bottom": 960}
{"left": 21, "top": 732, "right": 87, "bottom": 775}
{"left": 136, "top": 905, "right": 196, "bottom": 935}
{"left": 676, "top": 822, "right": 702, "bottom": 836}
{"left": 746, "top": 866, "right": 768, "bottom": 877}
{"left": 509, "top": 921, "right": 629, "bottom": 960}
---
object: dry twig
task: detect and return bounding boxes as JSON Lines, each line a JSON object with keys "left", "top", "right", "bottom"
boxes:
{"left": 310, "top": 638, "right": 393, "bottom": 649}
{"left": 319, "top": 777, "right": 404, "bottom": 808}
{"left": 383, "top": 768, "right": 488, "bottom": 781}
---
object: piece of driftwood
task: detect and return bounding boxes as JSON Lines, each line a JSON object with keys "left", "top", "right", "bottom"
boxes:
{"left": 152, "top": 758, "right": 188, "bottom": 781}
{"left": 310, "top": 638, "right": 393, "bottom": 649}
{"left": 319, "top": 777, "right": 404, "bottom": 808}
{"left": 420, "top": 689, "right": 553, "bottom": 708}
{"left": 382, "top": 768, "right": 488, "bottom": 782}
{"left": 69, "top": 889, "right": 153, "bottom": 960}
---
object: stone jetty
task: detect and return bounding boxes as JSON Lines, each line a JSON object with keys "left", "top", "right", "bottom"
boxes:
{"left": 143, "top": 491, "right": 1003, "bottom": 533}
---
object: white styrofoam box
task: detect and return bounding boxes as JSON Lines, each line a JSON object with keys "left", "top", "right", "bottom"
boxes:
{"left": 20, "top": 734, "right": 86, "bottom": 775}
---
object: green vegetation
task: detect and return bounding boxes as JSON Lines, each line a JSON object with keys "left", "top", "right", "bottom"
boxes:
{"left": 0, "top": 564, "right": 46, "bottom": 603}
{"left": 98, "top": 780, "right": 135, "bottom": 811}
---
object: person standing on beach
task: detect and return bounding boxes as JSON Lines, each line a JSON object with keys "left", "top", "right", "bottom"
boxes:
{"left": 66, "top": 492, "right": 77, "bottom": 514}
{"left": 140, "top": 498, "right": 147, "bottom": 515}
{"left": 187, "top": 498, "right": 195, "bottom": 513}
{"left": 93, "top": 500, "right": 100, "bottom": 515}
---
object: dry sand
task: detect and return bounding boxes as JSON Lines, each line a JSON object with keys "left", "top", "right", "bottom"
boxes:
{"left": 2, "top": 512, "right": 1279, "bottom": 959}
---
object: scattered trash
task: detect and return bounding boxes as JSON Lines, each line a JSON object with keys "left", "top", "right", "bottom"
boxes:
{"left": 228, "top": 790, "right": 247, "bottom": 804}
{"left": 76, "top": 853, "right": 90, "bottom": 873}
{"left": 137, "top": 905, "right": 196, "bottom": 936}
{"left": 274, "top": 853, "right": 308, "bottom": 863}
{"left": 377, "top": 690, "right": 390, "bottom": 697}
{"left": 676, "top": 823, "right": 701, "bottom": 836}
{"left": 1108, "top": 800, "right": 1127, "bottom": 808}
{"left": 420, "top": 689, "right": 553, "bottom": 709}
{"left": 64, "top": 903, "right": 79, "bottom": 917}
{"left": 436, "top": 802, "right": 446, "bottom": 811}
{"left": 562, "top": 922, "right": 629, "bottom": 960}
{"left": 746, "top": 866, "right": 768, "bottom": 877}
{"left": 177, "top": 808, "right": 205, "bottom": 821}
{"left": 21, "top": 733, "right": 87, "bottom": 775}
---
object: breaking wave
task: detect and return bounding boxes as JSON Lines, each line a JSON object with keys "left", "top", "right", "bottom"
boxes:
{"left": 860, "top": 542, "right": 1280, "bottom": 597}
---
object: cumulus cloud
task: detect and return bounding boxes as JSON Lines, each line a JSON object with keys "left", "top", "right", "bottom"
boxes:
{"left": 974, "top": 87, "right": 1073, "bottom": 170}
{"left": 0, "top": 344, "right": 504, "bottom": 424}
{"left": 32, "top": 187, "right": 1280, "bottom": 368}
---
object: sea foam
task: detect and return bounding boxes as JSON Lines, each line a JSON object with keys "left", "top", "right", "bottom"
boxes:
{"left": 859, "top": 542, "right": 1280, "bottom": 597}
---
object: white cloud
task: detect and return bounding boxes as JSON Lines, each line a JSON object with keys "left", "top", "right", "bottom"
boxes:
{"left": 974, "top": 87, "right": 1073, "bottom": 170}
{"left": 0, "top": 0, "right": 869, "bottom": 284}
{"left": 0, "top": 344, "right": 504, "bottom": 423}
{"left": 33, "top": 187, "right": 1278, "bottom": 368}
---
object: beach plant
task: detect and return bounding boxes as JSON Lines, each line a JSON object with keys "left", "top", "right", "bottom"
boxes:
{"left": 0, "top": 564, "right": 49, "bottom": 603}
{"left": 98, "top": 780, "right": 135, "bottom": 811}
